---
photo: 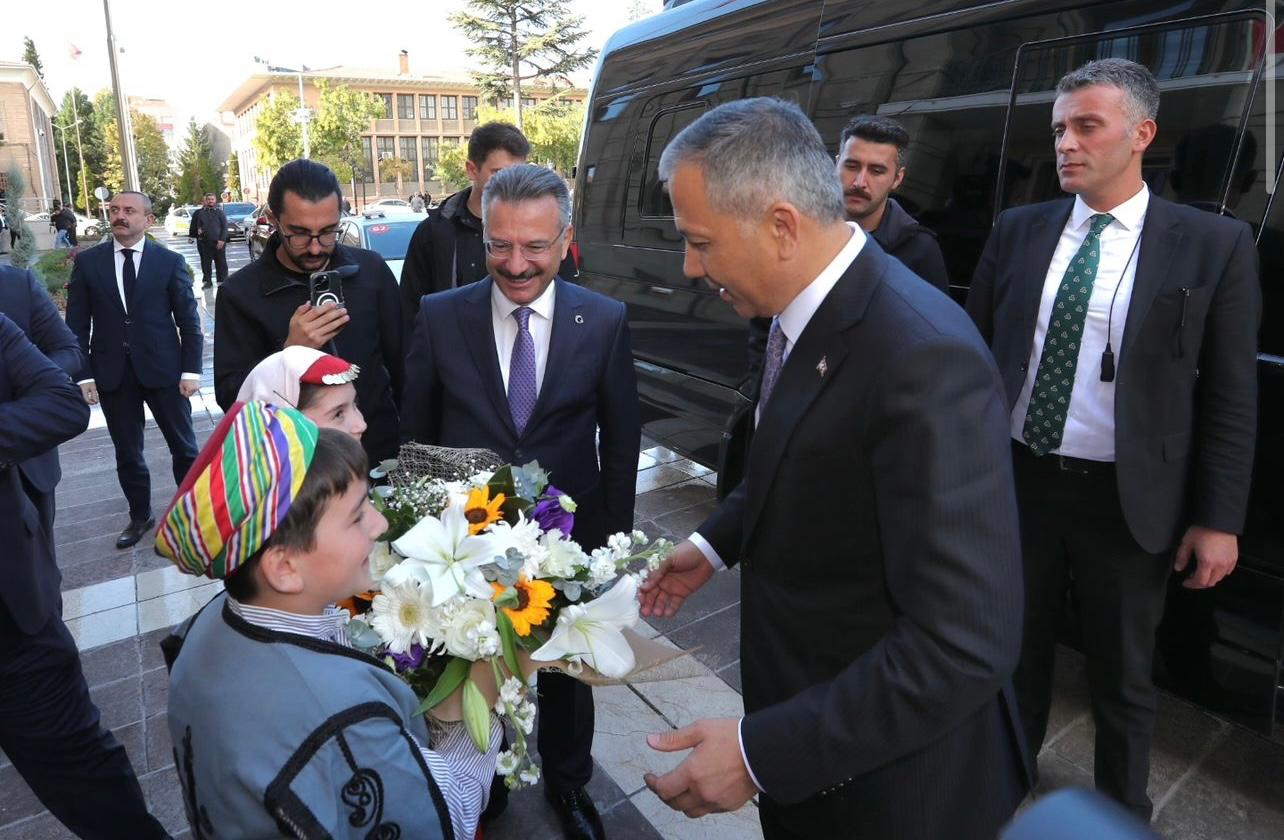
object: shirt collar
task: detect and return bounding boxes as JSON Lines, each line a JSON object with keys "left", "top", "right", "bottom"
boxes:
{"left": 113, "top": 235, "right": 147, "bottom": 255}
{"left": 491, "top": 277, "right": 558, "bottom": 324}
{"left": 227, "top": 597, "right": 352, "bottom": 645}
{"left": 1070, "top": 184, "right": 1149, "bottom": 233}
{"left": 777, "top": 222, "right": 866, "bottom": 347}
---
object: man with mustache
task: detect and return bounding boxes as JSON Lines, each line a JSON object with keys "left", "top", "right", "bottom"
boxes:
{"left": 65, "top": 190, "right": 203, "bottom": 549}
{"left": 402, "top": 164, "right": 640, "bottom": 840}
{"left": 213, "top": 159, "right": 405, "bottom": 464}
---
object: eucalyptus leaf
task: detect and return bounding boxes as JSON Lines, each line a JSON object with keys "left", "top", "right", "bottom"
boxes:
{"left": 461, "top": 678, "right": 491, "bottom": 752}
{"left": 416, "top": 657, "right": 470, "bottom": 715}
{"left": 345, "top": 619, "right": 384, "bottom": 651}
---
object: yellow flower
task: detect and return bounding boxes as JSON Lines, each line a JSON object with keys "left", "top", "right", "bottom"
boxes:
{"left": 463, "top": 487, "right": 505, "bottom": 535}
{"left": 492, "top": 577, "right": 556, "bottom": 636}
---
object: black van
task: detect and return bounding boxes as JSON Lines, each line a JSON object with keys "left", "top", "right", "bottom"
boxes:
{"left": 573, "top": 0, "right": 1284, "bottom": 737}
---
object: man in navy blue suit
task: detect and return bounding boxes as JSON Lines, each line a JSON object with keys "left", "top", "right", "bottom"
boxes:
{"left": 0, "top": 263, "right": 83, "bottom": 538}
{"left": 403, "top": 164, "right": 640, "bottom": 840}
{"left": 66, "top": 191, "right": 204, "bottom": 549}
{"left": 0, "top": 314, "right": 168, "bottom": 838}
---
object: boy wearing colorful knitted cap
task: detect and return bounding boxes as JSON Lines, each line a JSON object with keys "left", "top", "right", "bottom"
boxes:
{"left": 236, "top": 346, "right": 368, "bottom": 441}
{"left": 159, "top": 401, "right": 499, "bottom": 838}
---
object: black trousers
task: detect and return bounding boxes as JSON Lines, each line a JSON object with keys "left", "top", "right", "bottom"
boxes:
{"left": 195, "top": 241, "right": 228, "bottom": 286}
{"left": 1011, "top": 443, "right": 1171, "bottom": 820}
{"left": 536, "top": 670, "right": 595, "bottom": 791}
{"left": 0, "top": 604, "right": 168, "bottom": 838}
{"left": 98, "top": 366, "right": 198, "bottom": 522}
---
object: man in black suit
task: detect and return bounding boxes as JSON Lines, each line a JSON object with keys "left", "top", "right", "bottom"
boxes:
{"left": 965, "top": 59, "right": 1260, "bottom": 819}
{"left": 0, "top": 314, "right": 168, "bottom": 838}
{"left": 640, "top": 98, "right": 1028, "bottom": 840}
{"left": 66, "top": 190, "right": 204, "bottom": 549}
{"left": 403, "top": 164, "right": 640, "bottom": 840}
{"left": 0, "top": 263, "right": 83, "bottom": 537}
{"left": 188, "top": 191, "right": 229, "bottom": 289}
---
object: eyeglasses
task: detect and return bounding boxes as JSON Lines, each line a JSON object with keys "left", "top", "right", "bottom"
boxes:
{"left": 484, "top": 226, "right": 567, "bottom": 259}
{"left": 283, "top": 230, "right": 339, "bottom": 248}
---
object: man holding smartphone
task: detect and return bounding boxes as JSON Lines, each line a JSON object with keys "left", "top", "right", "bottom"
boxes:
{"left": 213, "top": 159, "right": 405, "bottom": 463}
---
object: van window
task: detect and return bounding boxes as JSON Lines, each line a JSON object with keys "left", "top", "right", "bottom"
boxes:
{"left": 640, "top": 105, "right": 706, "bottom": 219}
{"left": 1001, "top": 14, "right": 1271, "bottom": 214}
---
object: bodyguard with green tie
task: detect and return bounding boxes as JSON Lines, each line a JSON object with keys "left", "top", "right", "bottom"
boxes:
{"left": 966, "top": 59, "right": 1260, "bottom": 820}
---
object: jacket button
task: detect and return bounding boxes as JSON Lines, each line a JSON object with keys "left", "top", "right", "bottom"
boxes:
{"left": 514, "top": 449, "right": 524, "bottom": 461}
{"left": 1019, "top": 362, "right": 1028, "bottom": 372}
{"left": 124, "top": 318, "right": 131, "bottom": 326}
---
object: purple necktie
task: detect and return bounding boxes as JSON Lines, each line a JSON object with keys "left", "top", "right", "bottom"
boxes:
{"left": 508, "top": 307, "right": 537, "bottom": 434}
{"left": 757, "top": 317, "right": 787, "bottom": 412}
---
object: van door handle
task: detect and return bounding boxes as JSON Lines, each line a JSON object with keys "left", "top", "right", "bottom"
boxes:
{"left": 648, "top": 286, "right": 675, "bottom": 296}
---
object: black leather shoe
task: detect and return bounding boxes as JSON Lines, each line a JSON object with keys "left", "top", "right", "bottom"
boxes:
{"left": 116, "top": 516, "right": 155, "bottom": 550}
{"left": 544, "top": 786, "right": 605, "bottom": 840}
{"left": 202, "top": 281, "right": 213, "bottom": 289}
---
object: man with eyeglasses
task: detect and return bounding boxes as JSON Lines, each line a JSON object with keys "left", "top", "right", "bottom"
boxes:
{"left": 214, "top": 159, "right": 405, "bottom": 463}
{"left": 403, "top": 164, "right": 640, "bottom": 840}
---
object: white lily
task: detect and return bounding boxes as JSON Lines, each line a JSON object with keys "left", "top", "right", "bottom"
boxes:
{"left": 531, "top": 575, "right": 640, "bottom": 678}
{"left": 388, "top": 505, "right": 500, "bottom": 606}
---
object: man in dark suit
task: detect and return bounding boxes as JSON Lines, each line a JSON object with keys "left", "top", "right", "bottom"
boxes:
{"left": 403, "top": 164, "right": 640, "bottom": 840}
{"left": 640, "top": 98, "right": 1028, "bottom": 840}
{"left": 0, "top": 314, "right": 168, "bottom": 838}
{"left": 188, "top": 191, "right": 229, "bottom": 289}
{"left": 0, "top": 263, "right": 83, "bottom": 537}
{"left": 66, "top": 190, "right": 204, "bottom": 549}
{"left": 965, "top": 59, "right": 1260, "bottom": 819}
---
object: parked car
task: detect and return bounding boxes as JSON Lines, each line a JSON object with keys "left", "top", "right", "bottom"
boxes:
{"left": 22, "top": 210, "right": 102, "bottom": 242}
{"left": 366, "top": 198, "right": 419, "bottom": 216}
{"left": 165, "top": 205, "right": 199, "bottom": 238}
{"left": 219, "top": 201, "right": 257, "bottom": 242}
{"left": 248, "top": 209, "right": 417, "bottom": 282}
{"left": 576, "top": 0, "right": 1284, "bottom": 736}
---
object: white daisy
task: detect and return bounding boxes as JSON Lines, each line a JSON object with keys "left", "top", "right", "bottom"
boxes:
{"left": 369, "top": 581, "right": 440, "bottom": 655}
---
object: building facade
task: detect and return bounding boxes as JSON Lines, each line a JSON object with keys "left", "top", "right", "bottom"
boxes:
{"left": 0, "top": 61, "right": 59, "bottom": 212}
{"left": 218, "top": 52, "right": 586, "bottom": 206}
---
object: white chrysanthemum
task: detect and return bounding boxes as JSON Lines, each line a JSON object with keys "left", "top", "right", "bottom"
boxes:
{"left": 589, "top": 556, "right": 617, "bottom": 587}
{"left": 496, "top": 749, "right": 520, "bottom": 776}
{"left": 369, "top": 581, "right": 440, "bottom": 655}
{"left": 444, "top": 599, "right": 500, "bottom": 660}
{"left": 607, "top": 533, "right": 633, "bottom": 556}
{"left": 541, "top": 531, "right": 587, "bottom": 578}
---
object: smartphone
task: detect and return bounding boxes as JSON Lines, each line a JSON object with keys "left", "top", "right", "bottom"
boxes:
{"left": 308, "top": 268, "right": 346, "bottom": 308}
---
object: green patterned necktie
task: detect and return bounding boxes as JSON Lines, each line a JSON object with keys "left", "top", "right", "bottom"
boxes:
{"left": 1022, "top": 212, "right": 1114, "bottom": 456}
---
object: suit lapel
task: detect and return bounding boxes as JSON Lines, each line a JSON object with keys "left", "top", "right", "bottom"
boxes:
{"left": 1017, "top": 200, "right": 1073, "bottom": 354}
{"left": 740, "top": 244, "right": 881, "bottom": 546}
{"left": 1121, "top": 198, "right": 1182, "bottom": 355}
{"left": 455, "top": 279, "right": 518, "bottom": 438}
{"left": 525, "top": 279, "right": 583, "bottom": 433}
{"left": 100, "top": 243, "right": 127, "bottom": 317}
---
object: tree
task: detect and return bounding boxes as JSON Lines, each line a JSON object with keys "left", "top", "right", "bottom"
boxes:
{"left": 475, "top": 101, "right": 585, "bottom": 175}
{"left": 312, "top": 81, "right": 383, "bottom": 190}
{"left": 54, "top": 88, "right": 106, "bottom": 212}
{"left": 450, "top": 0, "right": 597, "bottom": 130}
{"left": 174, "top": 119, "right": 222, "bottom": 205}
{"left": 377, "top": 156, "right": 416, "bottom": 187}
{"left": 627, "top": 0, "right": 661, "bottom": 20}
{"left": 252, "top": 90, "right": 304, "bottom": 171}
{"left": 102, "top": 109, "right": 174, "bottom": 211}
{"left": 226, "top": 151, "right": 242, "bottom": 200}
{"left": 22, "top": 37, "right": 44, "bottom": 79}
{"left": 5, "top": 167, "right": 37, "bottom": 269}
{"left": 436, "top": 142, "right": 471, "bottom": 192}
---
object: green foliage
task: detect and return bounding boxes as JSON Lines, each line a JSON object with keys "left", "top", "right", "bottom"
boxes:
{"left": 54, "top": 89, "right": 105, "bottom": 213}
{"left": 312, "top": 82, "right": 383, "bottom": 184}
{"left": 476, "top": 101, "right": 584, "bottom": 175}
{"left": 174, "top": 119, "right": 223, "bottom": 205}
{"left": 436, "top": 142, "right": 471, "bottom": 192}
{"left": 22, "top": 37, "right": 44, "bottom": 79}
{"left": 97, "top": 98, "right": 173, "bottom": 210}
{"left": 253, "top": 90, "right": 304, "bottom": 171}
{"left": 226, "top": 151, "right": 242, "bottom": 200}
{"left": 377, "top": 156, "right": 416, "bottom": 185}
{"left": 5, "top": 167, "right": 36, "bottom": 269}
{"left": 450, "top": 0, "right": 596, "bottom": 128}
{"left": 32, "top": 248, "right": 78, "bottom": 295}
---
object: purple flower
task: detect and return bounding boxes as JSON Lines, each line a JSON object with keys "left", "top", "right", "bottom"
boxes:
{"left": 389, "top": 644, "right": 426, "bottom": 673}
{"left": 532, "top": 486, "right": 575, "bottom": 537}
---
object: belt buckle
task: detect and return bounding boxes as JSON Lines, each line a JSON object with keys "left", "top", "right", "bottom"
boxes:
{"left": 1056, "top": 454, "right": 1088, "bottom": 474}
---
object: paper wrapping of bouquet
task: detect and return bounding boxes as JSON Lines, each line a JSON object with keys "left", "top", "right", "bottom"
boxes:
{"left": 428, "top": 629, "right": 703, "bottom": 723}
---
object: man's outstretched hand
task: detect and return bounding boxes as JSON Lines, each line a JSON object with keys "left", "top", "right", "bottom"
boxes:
{"left": 640, "top": 539, "right": 715, "bottom": 618}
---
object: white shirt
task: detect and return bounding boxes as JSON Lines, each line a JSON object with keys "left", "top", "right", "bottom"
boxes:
{"left": 1010, "top": 185, "right": 1149, "bottom": 461}
{"left": 78, "top": 236, "right": 200, "bottom": 385}
{"left": 687, "top": 222, "right": 867, "bottom": 794}
{"left": 491, "top": 279, "right": 556, "bottom": 395}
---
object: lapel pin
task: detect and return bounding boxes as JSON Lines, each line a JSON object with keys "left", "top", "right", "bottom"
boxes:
{"left": 817, "top": 356, "right": 828, "bottom": 377}
{"left": 574, "top": 314, "right": 585, "bottom": 324}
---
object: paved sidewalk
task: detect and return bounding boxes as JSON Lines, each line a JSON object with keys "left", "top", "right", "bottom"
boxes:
{"left": 2, "top": 232, "right": 1281, "bottom": 839}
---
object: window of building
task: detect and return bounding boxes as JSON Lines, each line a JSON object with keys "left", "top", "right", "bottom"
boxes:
{"left": 360, "top": 137, "right": 375, "bottom": 183}
{"left": 423, "top": 136, "right": 440, "bottom": 165}
{"left": 376, "top": 136, "right": 396, "bottom": 182}
{"left": 420, "top": 95, "right": 436, "bottom": 120}
{"left": 400, "top": 137, "right": 419, "bottom": 174}
{"left": 521, "top": 97, "right": 537, "bottom": 110}
{"left": 463, "top": 96, "right": 478, "bottom": 121}
{"left": 442, "top": 96, "right": 458, "bottom": 120}
{"left": 500, "top": 97, "right": 514, "bottom": 110}
{"left": 376, "top": 94, "right": 393, "bottom": 119}
{"left": 559, "top": 98, "right": 574, "bottom": 106}
{"left": 398, "top": 94, "right": 415, "bottom": 120}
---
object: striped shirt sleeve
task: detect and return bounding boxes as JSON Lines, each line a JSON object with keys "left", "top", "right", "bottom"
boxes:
{"left": 416, "top": 718, "right": 503, "bottom": 840}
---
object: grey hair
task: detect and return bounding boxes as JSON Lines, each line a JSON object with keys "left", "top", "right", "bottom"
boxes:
{"left": 481, "top": 164, "right": 571, "bottom": 229}
{"left": 1056, "top": 58, "right": 1160, "bottom": 127}
{"left": 114, "top": 190, "right": 154, "bottom": 214}
{"left": 657, "top": 97, "right": 845, "bottom": 224}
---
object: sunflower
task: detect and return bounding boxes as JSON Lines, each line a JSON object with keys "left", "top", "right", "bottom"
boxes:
{"left": 492, "top": 577, "right": 556, "bottom": 636}
{"left": 463, "top": 486, "right": 506, "bottom": 535}
{"left": 337, "top": 590, "right": 378, "bottom": 618}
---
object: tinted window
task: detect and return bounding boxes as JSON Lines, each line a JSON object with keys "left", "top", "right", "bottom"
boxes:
{"left": 363, "top": 221, "right": 418, "bottom": 259}
{"left": 221, "top": 203, "right": 255, "bottom": 217}
{"left": 639, "top": 105, "right": 705, "bottom": 218}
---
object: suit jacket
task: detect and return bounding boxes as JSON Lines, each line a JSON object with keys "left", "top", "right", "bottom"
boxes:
{"left": 966, "top": 195, "right": 1260, "bottom": 553}
{"left": 188, "top": 206, "right": 228, "bottom": 245}
{"left": 0, "top": 265, "right": 83, "bottom": 494}
{"left": 402, "top": 277, "right": 640, "bottom": 550}
{"left": 65, "top": 238, "right": 204, "bottom": 391}
{"left": 698, "top": 239, "right": 1028, "bottom": 839}
{"left": 0, "top": 314, "right": 90, "bottom": 633}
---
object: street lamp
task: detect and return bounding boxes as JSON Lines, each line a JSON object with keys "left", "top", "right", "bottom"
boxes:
{"left": 51, "top": 119, "right": 75, "bottom": 205}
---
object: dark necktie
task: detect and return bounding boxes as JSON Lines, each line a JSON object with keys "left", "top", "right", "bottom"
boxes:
{"left": 1022, "top": 212, "right": 1114, "bottom": 455}
{"left": 757, "top": 317, "right": 787, "bottom": 414}
{"left": 508, "top": 307, "right": 537, "bottom": 434}
{"left": 121, "top": 248, "right": 137, "bottom": 311}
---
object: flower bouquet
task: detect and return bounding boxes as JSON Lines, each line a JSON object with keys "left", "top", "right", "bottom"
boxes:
{"left": 344, "top": 461, "right": 674, "bottom": 789}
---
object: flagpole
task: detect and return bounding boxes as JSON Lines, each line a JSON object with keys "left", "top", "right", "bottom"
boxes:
{"left": 102, "top": 0, "right": 139, "bottom": 191}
